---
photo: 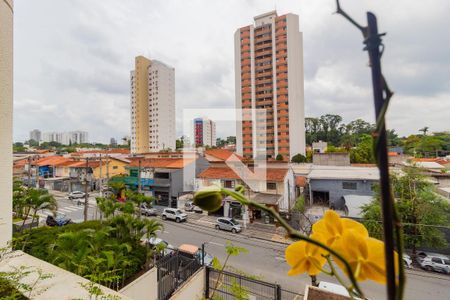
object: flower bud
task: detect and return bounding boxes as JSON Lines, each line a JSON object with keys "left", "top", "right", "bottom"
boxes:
{"left": 193, "top": 186, "right": 223, "bottom": 212}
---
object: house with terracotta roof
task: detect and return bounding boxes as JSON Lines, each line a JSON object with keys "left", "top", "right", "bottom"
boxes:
{"left": 196, "top": 165, "right": 295, "bottom": 220}
{"left": 110, "top": 156, "right": 209, "bottom": 207}
{"left": 203, "top": 149, "right": 244, "bottom": 163}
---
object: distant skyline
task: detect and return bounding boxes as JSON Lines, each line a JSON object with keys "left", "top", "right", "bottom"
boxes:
{"left": 13, "top": 0, "right": 450, "bottom": 143}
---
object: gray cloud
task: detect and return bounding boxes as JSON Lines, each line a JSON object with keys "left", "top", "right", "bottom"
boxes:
{"left": 13, "top": 0, "right": 450, "bottom": 142}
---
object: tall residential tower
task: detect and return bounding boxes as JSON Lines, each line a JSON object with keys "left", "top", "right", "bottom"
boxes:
{"left": 194, "top": 117, "right": 216, "bottom": 147}
{"left": 130, "top": 56, "right": 176, "bottom": 154}
{"left": 234, "top": 11, "right": 305, "bottom": 160}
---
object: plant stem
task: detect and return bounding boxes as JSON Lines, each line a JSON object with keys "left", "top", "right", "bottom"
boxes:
{"left": 222, "top": 189, "right": 366, "bottom": 299}
{"left": 326, "top": 256, "right": 356, "bottom": 299}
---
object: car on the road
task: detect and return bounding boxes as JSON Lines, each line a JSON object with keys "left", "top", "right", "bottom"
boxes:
{"left": 140, "top": 203, "right": 157, "bottom": 216}
{"left": 141, "top": 237, "right": 175, "bottom": 256}
{"left": 161, "top": 208, "right": 187, "bottom": 223}
{"left": 184, "top": 201, "right": 203, "bottom": 213}
{"left": 419, "top": 254, "right": 450, "bottom": 274}
{"left": 178, "top": 244, "right": 214, "bottom": 266}
{"left": 215, "top": 217, "right": 242, "bottom": 233}
{"left": 403, "top": 254, "right": 413, "bottom": 268}
{"left": 68, "top": 191, "right": 86, "bottom": 200}
{"left": 46, "top": 212, "right": 73, "bottom": 227}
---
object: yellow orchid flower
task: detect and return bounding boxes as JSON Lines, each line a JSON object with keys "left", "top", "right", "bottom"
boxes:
{"left": 285, "top": 233, "right": 327, "bottom": 276}
{"left": 333, "top": 229, "right": 398, "bottom": 284}
{"left": 312, "top": 210, "right": 368, "bottom": 247}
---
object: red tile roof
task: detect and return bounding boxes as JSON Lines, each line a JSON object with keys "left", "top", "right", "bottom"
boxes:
{"left": 128, "top": 158, "right": 195, "bottom": 169}
{"left": 205, "top": 149, "right": 243, "bottom": 162}
{"left": 198, "top": 167, "right": 288, "bottom": 181}
{"left": 73, "top": 149, "right": 130, "bottom": 155}
{"left": 388, "top": 152, "right": 399, "bottom": 157}
{"left": 34, "top": 156, "right": 70, "bottom": 167}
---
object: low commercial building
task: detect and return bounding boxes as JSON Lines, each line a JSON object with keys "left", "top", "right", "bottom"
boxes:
{"left": 196, "top": 166, "right": 295, "bottom": 221}
{"left": 292, "top": 164, "right": 379, "bottom": 210}
{"left": 111, "top": 157, "right": 209, "bottom": 207}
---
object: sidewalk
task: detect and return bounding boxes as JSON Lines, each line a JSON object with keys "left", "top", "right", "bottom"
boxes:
{"left": 188, "top": 213, "right": 292, "bottom": 244}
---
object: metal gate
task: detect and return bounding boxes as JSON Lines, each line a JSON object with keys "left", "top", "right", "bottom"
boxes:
{"left": 205, "top": 267, "right": 303, "bottom": 300}
{"left": 156, "top": 251, "right": 201, "bottom": 300}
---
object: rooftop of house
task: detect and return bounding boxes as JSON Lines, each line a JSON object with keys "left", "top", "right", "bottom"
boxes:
{"left": 204, "top": 149, "right": 244, "bottom": 162}
{"left": 198, "top": 166, "right": 288, "bottom": 181}
{"left": 292, "top": 164, "right": 380, "bottom": 181}
{"left": 128, "top": 158, "right": 195, "bottom": 169}
{"left": 33, "top": 156, "right": 70, "bottom": 167}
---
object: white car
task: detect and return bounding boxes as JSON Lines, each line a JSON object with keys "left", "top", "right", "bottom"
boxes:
{"left": 143, "top": 237, "right": 174, "bottom": 254}
{"left": 68, "top": 191, "right": 86, "bottom": 200}
{"left": 140, "top": 203, "right": 157, "bottom": 216}
{"left": 161, "top": 208, "right": 187, "bottom": 223}
{"left": 403, "top": 254, "right": 413, "bottom": 268}
{"left": 420, "top": 254, "right": 450, "bottom": 274}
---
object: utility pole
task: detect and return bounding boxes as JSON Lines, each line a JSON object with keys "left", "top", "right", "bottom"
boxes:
{"left": 99, "top": 154, "right": 103, "bottom": 197}
{"left": 137, "top": 158, "right": 142, "bottom": 194}
{"left": 84, "top": 157, "right": 89, "bottom": 222}
{"left": 27, "top": 156, "right": 32, "bottom": 187}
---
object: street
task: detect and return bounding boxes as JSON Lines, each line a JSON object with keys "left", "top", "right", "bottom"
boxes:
{"left": 158, "top": 214, "right": 450, "bottom": 300}
{"left": 38, "top": 191, "right": 99, "bottom": 223}
{"left": 46, "top": 194, "right": 450, "bottom": 300}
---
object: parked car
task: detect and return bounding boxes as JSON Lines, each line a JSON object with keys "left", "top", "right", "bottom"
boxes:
{"left": 403, "top": 254, "right": 413, "bottom": 268}
{"left": 141, "top": 237, "right": 175, "bottom": 256}
{"left": 215, "top": 217, "right": 242, "bottom": 233}
{"left": 184, "top": 201, "right": 203, "bottom": 213}
{"left": 140, "top": 203, "right": 157, "bottom": 216}
{"left": 161, "top": 208, "right": 187, "bottom": 223}
{"left": 419, "top": 254, "right": 450, "bottom": 274}
{"left": 68, "top": 191, "right": 86, "bottom": 200}
{"left": 178, "top": 244, "right": 214, "bottom": 266}
{"left": 46, "top": 212, "right": 72, "bottom": 227}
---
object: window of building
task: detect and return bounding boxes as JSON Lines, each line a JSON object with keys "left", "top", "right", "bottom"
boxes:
{"left": 112, "top": 166, "right": 118, "bottom": 170}
{"left": 266, "top": 182, "right": 277, "bottom": 190}
{"left": 342, "top": 182, "right": 357, "bottom": 190}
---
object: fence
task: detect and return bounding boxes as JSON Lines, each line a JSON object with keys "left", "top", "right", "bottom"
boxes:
{"left": 156, "top": 250, "right": 202, "bottom": 300}
{"left": 205, "top": 267, "right": 303, "bottom": 300}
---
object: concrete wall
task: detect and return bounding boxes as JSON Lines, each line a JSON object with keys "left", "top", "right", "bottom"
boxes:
{"left": 309, "top": 179, "right": 376, "bottom": 209}
{"left": 169, "top": 268, "right": 205, "bottom": 300}
{"left": 313, "top": 153, "right": 350, "bottom": 166}
{"left": 0, "top": 0, "right": 13, "bottom": 248}
{"left": 120, "top": 268, "right": 157, "bottom": 300}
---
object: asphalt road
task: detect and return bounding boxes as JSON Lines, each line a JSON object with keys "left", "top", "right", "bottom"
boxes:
{"left": 158, "top": 217, "right": 450, "bottom": 300}
{"left": 38, "top": 191, "right": 99, "bottom": 223}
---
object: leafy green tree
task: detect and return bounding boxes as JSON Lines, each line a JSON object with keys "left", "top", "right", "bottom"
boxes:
{"left": 275, "top": 154, "right": 283, "bottom": 161}
{"left": 291, "top": 153, "right": 307, "bottom": 163}
{"left": 350, "top": 134, "right": 375, "bottom": 163}
{"left": 362, "top": 168, "right": 450, "bottom": 258}
{"left": 20, "top": 188, "right": 57, "bottom": 230}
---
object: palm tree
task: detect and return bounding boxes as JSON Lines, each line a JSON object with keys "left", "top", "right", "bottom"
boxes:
{"left": 125, "top": 190, "right": 155, "bottom": 217}
{"left": 419, "top": 126, "right": 429, "bottom": 136}
{"left": 20, "top": 188, "right": 57, "bottom": 230}
{"left": 97, "top": 197, "right": 121, "bottom": 220}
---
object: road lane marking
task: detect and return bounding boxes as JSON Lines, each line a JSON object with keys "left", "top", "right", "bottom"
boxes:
{"left": 58, "top": 208, "right": 72, "bottom": 213}
{"left": 209, "top": 242, "right": 225, "bottom": 247}
{"left": 275, "top": 256, "right": 286, "bottom": 261}
{"left": 61, "top": 207, "right": 79, "bottom": 212}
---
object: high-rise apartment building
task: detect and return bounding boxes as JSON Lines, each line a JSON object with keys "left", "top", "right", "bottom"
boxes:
{"left": 42, "top": 131, "right": 88, "bottom": 145}
{"left": 194, "top": 117, "right": 216, "bottom": 147}
{"left": 29, "top": 129, "right": 41, "bottom": 142}
{"left": 234, "top": 11, "right": 305, "bottom": 160}
{"left": 130, "top": 56, "right": 175, "bottom": 154}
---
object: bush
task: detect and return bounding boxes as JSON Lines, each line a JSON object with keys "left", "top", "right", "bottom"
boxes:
{"left": 291, "top": 153, "right": 307, "bottom": 163}
{"left": 275, "top": 154, "right": 284, "bottom": 161}
{"left": 13, "top": 220, "right": 150, "bottom": 291}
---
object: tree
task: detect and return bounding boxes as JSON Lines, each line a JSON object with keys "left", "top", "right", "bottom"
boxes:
{"left": 20, "top": 188, "right": 57, "bottom": 230}
{"left": 362, "top": 167, "right": 450, "bottom": 258}
{"left": 275, "top": 154, "right": 283, "bottom": 161}
{"left": 419, "top": 127, "right": 429, "bottom": 136}
{"left": 350, "top": 134, "right": 375, "bottom": 163}
{"left": 291, "top": 153, "right": 307, "bottom": 163}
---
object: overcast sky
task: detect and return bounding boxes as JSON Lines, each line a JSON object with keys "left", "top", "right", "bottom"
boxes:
{"left": 13, "top": 0, "right": 450, "bottom": 143}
